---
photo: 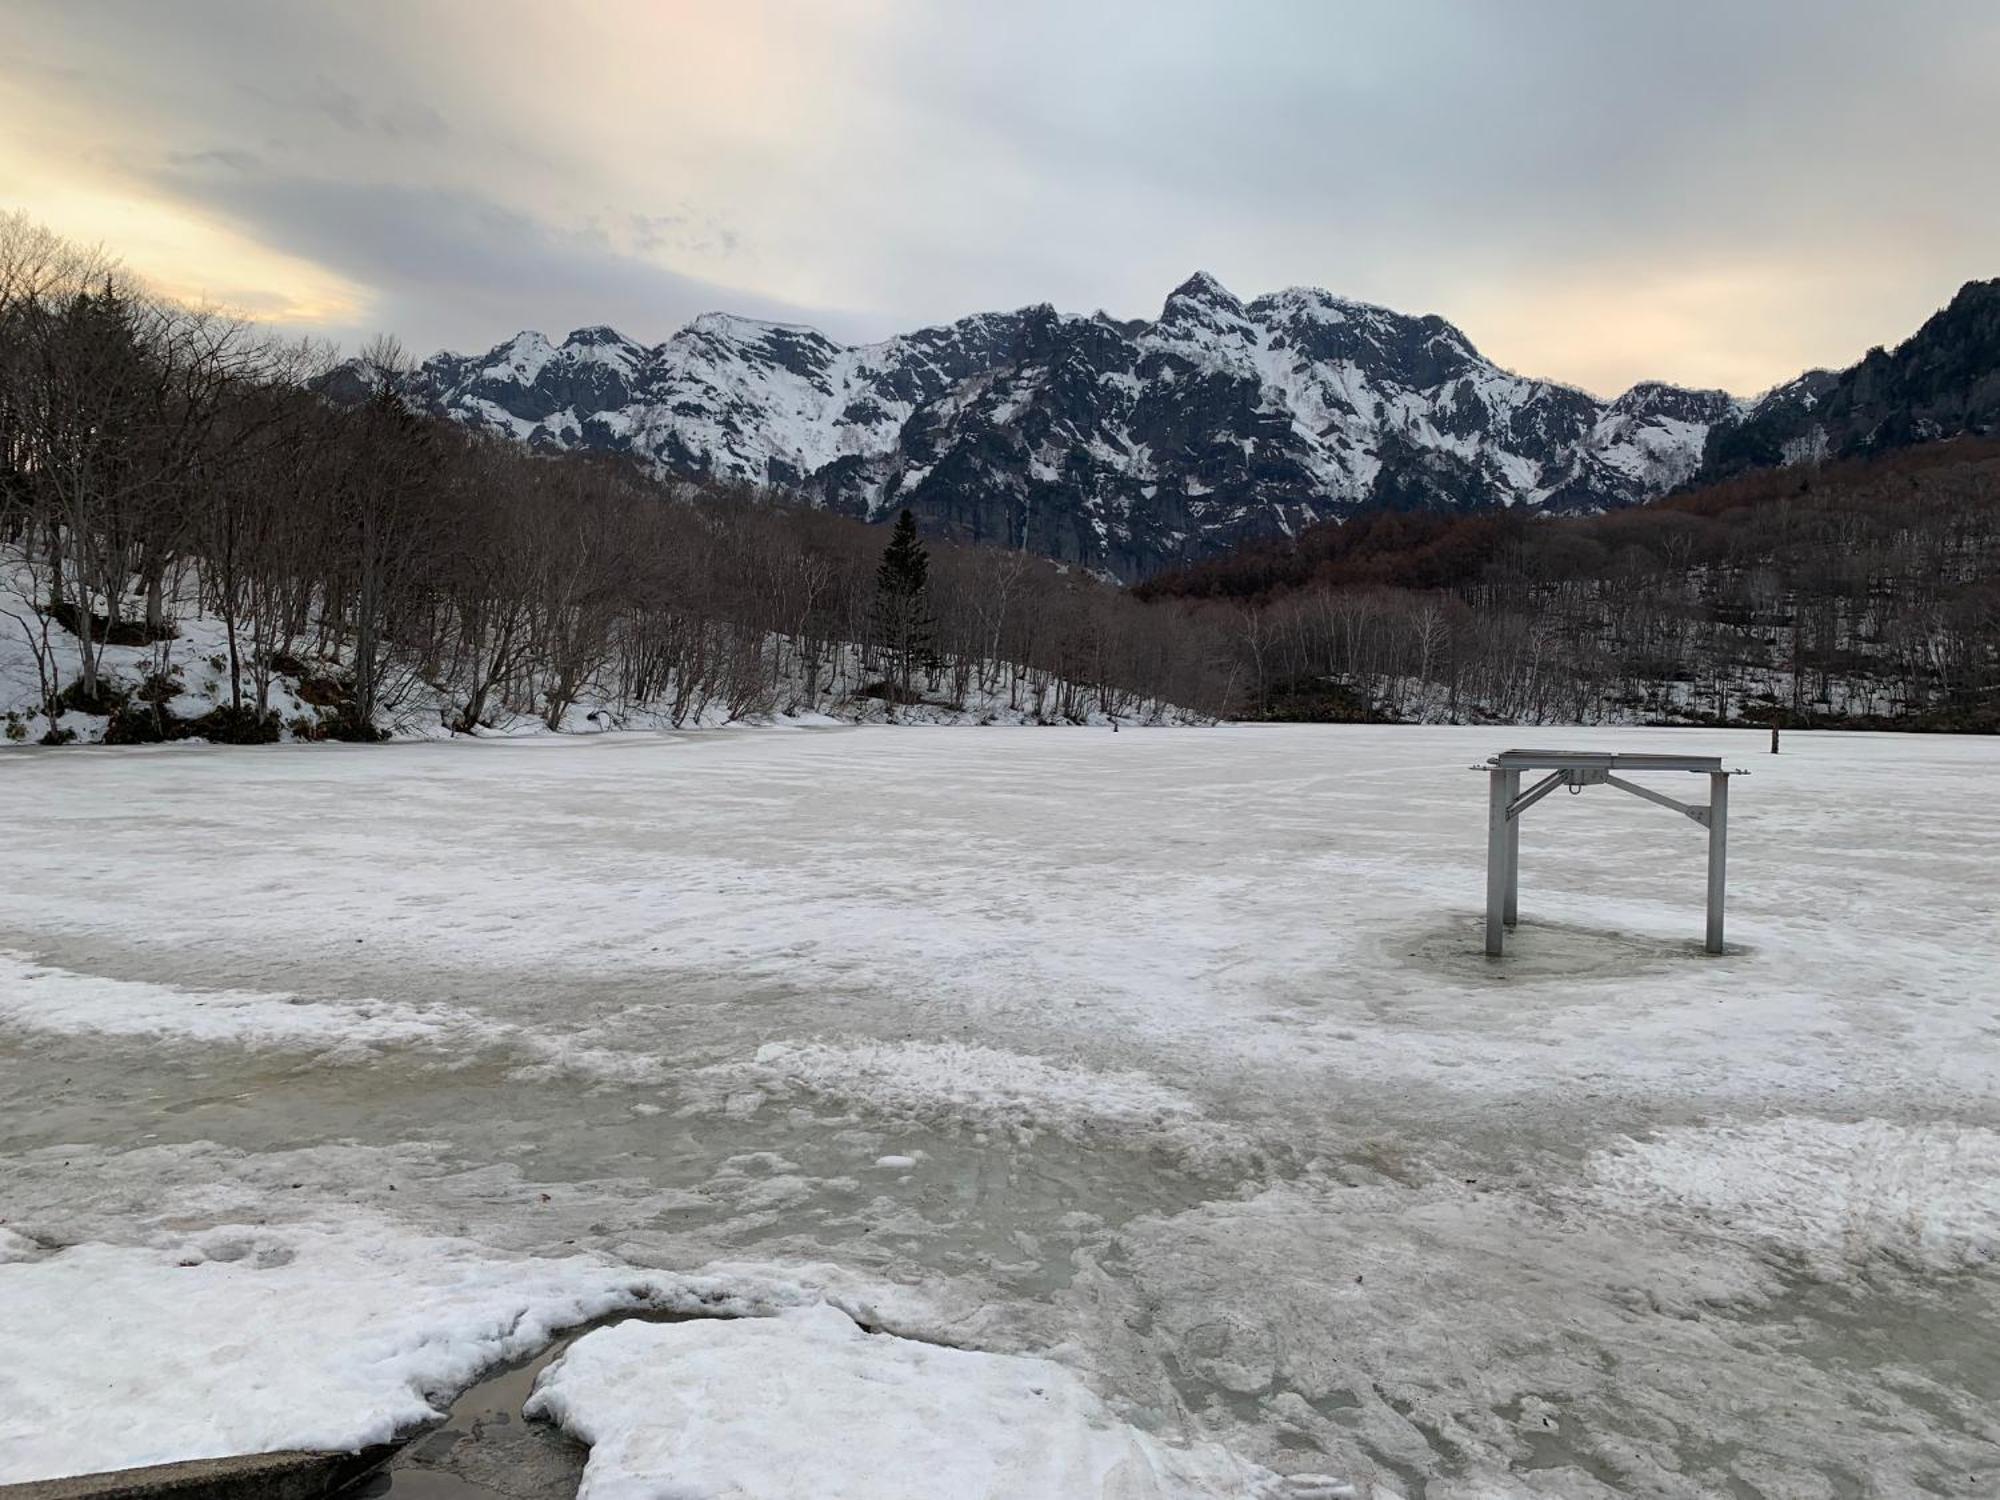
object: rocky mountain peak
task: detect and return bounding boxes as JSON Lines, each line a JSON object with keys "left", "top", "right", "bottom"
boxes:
{"left": 1159, "top": 271, "right": 1248, "bottom": 327}
{"left": 327, "top": 274, "right": 1868, "bottom": 580}
{"left": 1608, "top": 381, "right": 1740, "bottom": 423}
{"left": 1168, "top": 269, "right": 1237, "bottom": 302}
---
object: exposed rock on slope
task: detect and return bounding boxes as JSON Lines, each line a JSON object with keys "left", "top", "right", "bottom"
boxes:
{"left": 342, "top": 274, "right": 1757, "bottom": 579}
{"left": 1699, "top": 279, "right": 2000, "bottom": 480}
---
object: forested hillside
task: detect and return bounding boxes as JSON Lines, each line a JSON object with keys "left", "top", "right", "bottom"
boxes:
{"left": 1137, "top": 441, "right": 2000, "bottom": 729}
{"left": 0, "top": 217, "right": 1228, "bottom": 746}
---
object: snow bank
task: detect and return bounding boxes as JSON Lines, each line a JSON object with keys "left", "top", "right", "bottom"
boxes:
{"left": 0, "top": 949, "right": 460, "bottom": 1056}
{"left": 0, "top": 1216, "right": 788, "bottom": 1483}
{"left": 0, "top": 551, "right": 333, "bottom": 744}
{"left": 0, "top": 951, "right": 676, "bottom": 1085}
{"left": 525, "top": 1303, "right": 1338, "bottom": 1500}
{"left": 1586, "top": 1117, "right": 2000, "bottom": 1272}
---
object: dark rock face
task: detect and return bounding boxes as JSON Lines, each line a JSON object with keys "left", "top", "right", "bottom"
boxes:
{"left": 1699, "top": 280, "right": 2000, "bottom": 480}
{"left": 334, "top": 274, "right": 1754, "bottom": 579}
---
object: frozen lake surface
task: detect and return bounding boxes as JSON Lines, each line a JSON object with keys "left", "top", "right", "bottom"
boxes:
{"left": 2, "top": 725, "right": 1996, "bottom": 1497}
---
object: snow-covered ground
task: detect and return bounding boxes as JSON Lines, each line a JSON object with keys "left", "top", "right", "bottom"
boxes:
{"left": 1, "top": 726, "right": 1995, "bottom": 1497}
{"left": 0, "top": 548, "right": 1187, "bottom": 745}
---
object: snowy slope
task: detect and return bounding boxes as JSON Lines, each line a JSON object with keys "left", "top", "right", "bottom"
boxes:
{"left": 380, "top": 309, "right": 1029, "bottom": 489}
{"left": 338, "top": 274, "right": 1749, "bottom": 579}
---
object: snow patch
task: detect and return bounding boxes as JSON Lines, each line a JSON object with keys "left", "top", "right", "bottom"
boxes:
{"left": 1586, "top": 1117, "right": 2000, "bottom": 1271}
{"left": 0, "top": 1216, "right": 794, "bottom": 1483}
{"left": 0, "top": 951, "right": 671, "bottom": 1085}
{"left": 524, "top": 1303, "right": 1320, "bottom": 1500}
{"left": 0, "top": 950, "right": 461, "bottom": 1057}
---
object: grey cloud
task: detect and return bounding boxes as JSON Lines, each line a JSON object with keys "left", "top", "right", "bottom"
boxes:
{"left": 884, "top": 0, "right": 1996, "bottom": 267}
{"left": 629, "top": 211, "right": 742, "bottom": 262}
{"left": 164, "top": 148, "right": 262, "bottom": 175}
{"left": 293, "top": 77, "right": 449, "bottom": 143}
{"left": 8, "top": 0, "right": 1998, "bottom": 388}
{"left": 227, "top": 77, "right": 450, "bottom": 147}
{"left": 144, "top": 168, "right": 865, "bottom": 353}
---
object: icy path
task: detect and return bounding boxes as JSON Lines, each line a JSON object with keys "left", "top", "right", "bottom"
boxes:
{"left": 1, "top": 726, "right": 1996, "bottom": 1496}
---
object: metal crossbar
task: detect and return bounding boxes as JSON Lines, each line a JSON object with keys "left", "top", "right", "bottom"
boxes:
{"left": 1478, "top": 750, "right": 1743, "bottom": 957}
{"left": 1603, "top": 774, "right": 1710, "bottom": 826}
{"left": 1490, "top": 749, "right": 1724, "bottom": 773}
{"left": 1505, "top": 770, "right": 1568, "bottom": 820}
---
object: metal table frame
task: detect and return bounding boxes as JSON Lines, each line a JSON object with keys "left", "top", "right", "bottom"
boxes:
{"left": 1479, "top": 750, "right": 1743, "bottom": 957}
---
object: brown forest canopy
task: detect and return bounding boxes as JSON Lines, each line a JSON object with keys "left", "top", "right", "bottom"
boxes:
{"left": 1135, "top": 441, "right": 2000, "bottom": 729}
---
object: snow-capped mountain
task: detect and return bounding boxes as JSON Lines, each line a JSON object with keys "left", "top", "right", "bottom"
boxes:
{"left": 341, "top": 273, "right": 1751, "bottom": 579}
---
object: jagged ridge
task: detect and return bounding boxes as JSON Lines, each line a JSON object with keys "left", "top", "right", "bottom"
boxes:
{"left": 334, "top": 273, "right": 1761, "bottom": 579}
{"left": 1698, "top": 279, "right": 2000, "bottom": 479}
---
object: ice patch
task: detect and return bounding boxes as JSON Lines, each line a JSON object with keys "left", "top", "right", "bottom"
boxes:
{"left": 4, "top": 726, "right": 1998, "bottom": 1500}
{"left": 1586, "top": 1117, "right": 2000, "bottom": 1271}
{"left": 709, "top": 1038, "right": 1201, "bottom": 1142}
{"left": 525, "top": 1302, "right": 1319, "bottom": 1500}
{"left": 0, "top": 1229, "right": 45, "bottom": 1265}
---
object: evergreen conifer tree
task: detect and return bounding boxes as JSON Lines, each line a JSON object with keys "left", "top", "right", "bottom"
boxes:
{"left": 872, "top": 509, "right": 933, "bottom": 702}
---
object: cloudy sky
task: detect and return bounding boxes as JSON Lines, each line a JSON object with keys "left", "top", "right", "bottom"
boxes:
{"left": 4, "top": 0, "right": 1995, "bottom": 395}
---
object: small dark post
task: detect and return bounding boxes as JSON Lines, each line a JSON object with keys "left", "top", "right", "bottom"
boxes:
{"left": 1770, "top": 714, "right": 1780, "bottom": 754}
